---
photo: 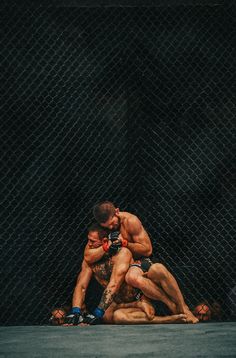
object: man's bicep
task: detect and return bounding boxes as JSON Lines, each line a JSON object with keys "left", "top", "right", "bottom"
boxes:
{"left": 132, "top": 230, "right": 150, "bottom": 244}
{"left": 132, "top": 230, "right": 153, "bottom": 255}
{"left": 127, "top": 217, "right": 142, "bottom": 234}
{"left": 128, "top": 217, "right": 149, "bottom": 242}
{"left": 127, "top": 217, "right": 153, "bottom": 255}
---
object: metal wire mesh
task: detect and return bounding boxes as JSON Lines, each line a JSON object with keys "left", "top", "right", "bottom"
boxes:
{"left": 0, "top": 5, "right": 235, "bottom": 324}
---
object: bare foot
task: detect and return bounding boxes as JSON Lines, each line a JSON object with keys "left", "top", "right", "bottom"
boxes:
{"left": 172, "top": 314, "right": 187, "bottom": 323}
{"left": 185, "top": 309, "right": 199, "bottom": 324}
{"left": 177, "top": 304, "right": 199, "bottom": 324}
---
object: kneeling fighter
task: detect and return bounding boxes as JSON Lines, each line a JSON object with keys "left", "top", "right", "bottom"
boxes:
{"left": 65, "top": 223, "right": 132, "bottom": 324}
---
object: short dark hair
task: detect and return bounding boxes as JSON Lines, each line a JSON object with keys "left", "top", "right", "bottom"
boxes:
{"left": 93, "top": 201, "right": 116, "bottom": 223}
{"left": 87, "top": 223, "right": 108, "bottom": 239}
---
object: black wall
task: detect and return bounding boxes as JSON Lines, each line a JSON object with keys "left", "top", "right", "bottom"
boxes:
{"left": 0, "top": 4, "right": 235, "bottom": 324}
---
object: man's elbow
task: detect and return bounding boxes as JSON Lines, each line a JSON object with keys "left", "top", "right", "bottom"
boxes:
{"left": 144, "top": 246, "right": 152, "bottom": 257}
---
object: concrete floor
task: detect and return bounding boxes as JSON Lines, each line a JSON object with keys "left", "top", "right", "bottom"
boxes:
{"left": 0, "top": 322, "right": 235, "bottom": 358}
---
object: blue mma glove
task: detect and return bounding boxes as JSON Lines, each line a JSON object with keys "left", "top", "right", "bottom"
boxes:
{"left": 64, "top": 307, "right": 83, "bottom": 325}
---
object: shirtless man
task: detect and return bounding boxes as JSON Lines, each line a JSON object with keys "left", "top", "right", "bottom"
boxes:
{"left": 89, "top": 201, "right": 198, "bottom": 323}
{"left": 65, "top": 224, "right": 187, "bottom": 325}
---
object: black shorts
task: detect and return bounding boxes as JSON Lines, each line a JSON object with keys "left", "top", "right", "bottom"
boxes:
{"left": 151, "top": 300, "right": 172, "bottom": 316}
{"left": 130, "top": 257, "right": 159, "bottom": 273}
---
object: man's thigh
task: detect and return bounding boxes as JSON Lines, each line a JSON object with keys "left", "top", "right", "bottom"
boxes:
{"left": 126, "top": 257, "right": 157, "bottom": 282}
{"left": 125, "top": 265, "right": 144, "bottom": 284}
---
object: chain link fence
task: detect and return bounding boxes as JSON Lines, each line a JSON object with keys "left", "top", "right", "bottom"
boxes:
{"left": 0, "top": 5, "right": 235, "bottom": 324}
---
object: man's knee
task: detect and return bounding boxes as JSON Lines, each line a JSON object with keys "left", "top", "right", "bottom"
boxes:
{"left": 112, "top": 247, "right": 132, "bottom": 268}
{"left": 125, "top": 269, "right": 135, "bottom": 285}
{"left": 125, "top": 268, "right": 144, "bottom": 289}
{"left": 109, "top": 249, "right": 133, "bottom": 289}
{"left": 117, "top": 247, "right": 132, "bottom": 261}
{"left": 148, "top": 263, "right": 169, "bottom": 280}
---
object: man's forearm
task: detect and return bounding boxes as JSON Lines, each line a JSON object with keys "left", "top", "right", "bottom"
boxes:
{"left": 72, "top": 285, "right": 86, "bottom": 308}
{"left": 98, "top": 288, "right": 115, "bottom": 312}
{"left": 84, "top": 246, "right": 105, "bottom": 264}
{"left": 97, "top": 278, "right": 121, "bottom": 312}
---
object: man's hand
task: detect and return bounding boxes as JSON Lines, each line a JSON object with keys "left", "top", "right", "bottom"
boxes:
{"left": 108, "top": 231, "right": 128, "bottom": 255}
{"left": 64, "top": 312, "right": 84, "bottom": 325}
{"left": 64, "top": 307, "right": 84, "bottom": 326}
{"left": 102, "top": 233, "right": 122, "bottom": 256}
{"left": 108, "top": 231, "right": 120, "bottom": 242}
{"left": 83, "top": 313, "right": 102, "bottom": 325}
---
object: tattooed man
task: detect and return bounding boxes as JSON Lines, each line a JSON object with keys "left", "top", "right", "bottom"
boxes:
{"left": 85, "top": 202, "right": 198, "bottom": 324}
{"left": 65, "top": 224, "right": 191, "bottom": 325}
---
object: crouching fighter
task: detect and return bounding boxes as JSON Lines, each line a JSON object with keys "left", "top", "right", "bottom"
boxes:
{"left": 65, "top": 224, "right": 189, "bottom": 325}
{"left": 91, "top": 202, "right": 198, "bottom": 323}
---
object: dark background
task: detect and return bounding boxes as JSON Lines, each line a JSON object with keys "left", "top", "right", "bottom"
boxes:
{"left": 0, "top": 2, "right": 235, "bottom": 324}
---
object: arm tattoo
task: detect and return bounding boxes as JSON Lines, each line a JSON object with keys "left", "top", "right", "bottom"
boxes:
{"left": 93, "top": 258, "right": 116, "bottom": 311}
{"left": 98, "top": 288, "right": 114, "bottom": 311}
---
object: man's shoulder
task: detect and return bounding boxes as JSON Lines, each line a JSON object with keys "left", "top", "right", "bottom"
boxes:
{"left": 122, "top": 212, "right": 141, "bottom": 229}
{"left": 122, "top": 211, "right": 138, "bottom": 220}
